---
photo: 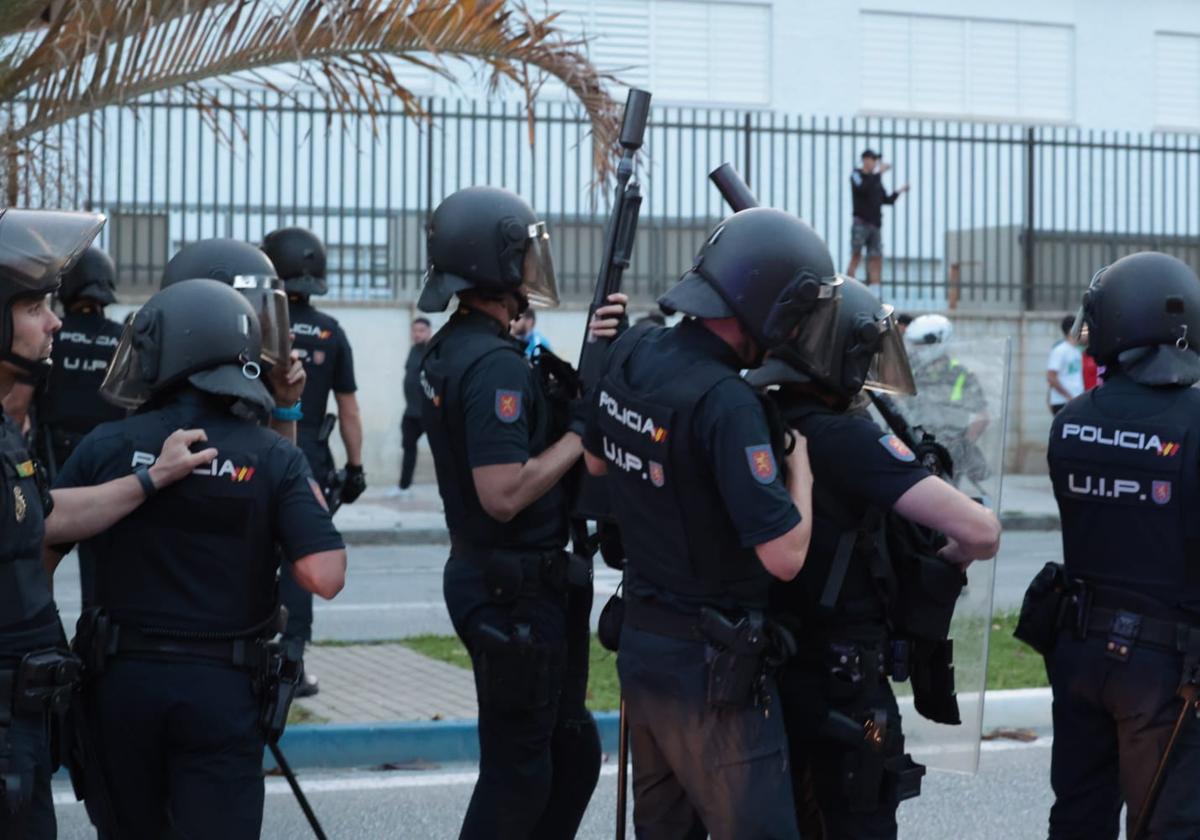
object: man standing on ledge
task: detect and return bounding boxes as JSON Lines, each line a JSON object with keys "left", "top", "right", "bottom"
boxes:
{"left": 848, "top": 149, "right": 908, "bottom": 287}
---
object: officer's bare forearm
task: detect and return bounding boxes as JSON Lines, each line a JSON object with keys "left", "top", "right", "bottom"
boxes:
{"left": 292, "top": 549, "right": 347, "bottom": 600}
{"left": 894, "top": 475, "right": 1001, "bottom": 560}
{"left": 269, "top": 418, "right": 297, "bottom": 443}
{"left": 472, "top": 432, "right": 584, "bottom": 523}
{"left": 335, "top": 393, "right": 364, "bottom": 465}
{"left": 45, "top": 475, "right": 149, "bottom": 545}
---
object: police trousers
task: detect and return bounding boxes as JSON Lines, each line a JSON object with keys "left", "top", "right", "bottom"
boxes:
{"left": 82, "top": 658, "right": 266, "bottom": 840}
{"left": 618, "top": 624, "right": 800, "bottom": 840}
{"left": 779, "top": 648, "right": 915, "bottom": 840}
{"left": 0, "top": 712, "right": 56, "bottom": 840}
{"left": 1047, "top": 633, "right": 1200, "bottom": 840}
{"left": 443, "top": 549, "right": 600, "bottom": 840}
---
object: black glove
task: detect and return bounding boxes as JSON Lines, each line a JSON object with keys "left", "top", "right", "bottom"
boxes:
{"left": 342, "top": 463, "right": 367, "bottom": 505}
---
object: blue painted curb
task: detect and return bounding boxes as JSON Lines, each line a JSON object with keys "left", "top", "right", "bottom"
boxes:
{"left": 264, "top": 712, "right": 622, "bottom": 771}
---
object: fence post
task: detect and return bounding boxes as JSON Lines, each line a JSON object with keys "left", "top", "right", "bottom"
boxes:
{"left": 1022, "top": 126, "right": 1036, "bottom": 310}
{"left": 742, "top": 112, "right": 752, "bottom": 188}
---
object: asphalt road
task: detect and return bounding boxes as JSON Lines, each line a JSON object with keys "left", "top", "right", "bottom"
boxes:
{"left": 52, "top": 530, "right": 1064, "bottom": 642}
{"left": 52, "top": 738, "right": 1128, "bottom": 839}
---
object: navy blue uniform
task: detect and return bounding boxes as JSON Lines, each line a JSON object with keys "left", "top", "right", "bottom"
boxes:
{"left": 37, "top": 309, "right": 124, "bottom": 474}
{"left": 584, "top": 319, "right": 802, "bottom": 840}
{"left": 1045, "top": 373, "right": 1200, "bottom": 840}
{"left": 770, "top": 398, "right": 929, "bottom": 840}
{"left": 0, "top": 415, "right": 63, "bottom": 840}
{"left": 282, "top": 297, "right": 356, "bottom": 644}
{"left": 55, "top": 389, "right": 343, "bottom": 839}
{"left": 421, "top": 305, "right": 598, "bottom": 840}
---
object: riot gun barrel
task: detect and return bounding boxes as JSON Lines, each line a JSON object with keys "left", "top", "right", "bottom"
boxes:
{"left": 709, "top": 163, "right": 760, "bottom": 213}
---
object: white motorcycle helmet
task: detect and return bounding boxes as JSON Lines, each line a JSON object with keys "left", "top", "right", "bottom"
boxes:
{"left": 905, "top": 313, "right": 953, "bottom": 346}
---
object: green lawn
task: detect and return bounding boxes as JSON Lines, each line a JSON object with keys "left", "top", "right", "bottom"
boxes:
{"left": 399, "top": 613, "right": 1047, "bottom": 713}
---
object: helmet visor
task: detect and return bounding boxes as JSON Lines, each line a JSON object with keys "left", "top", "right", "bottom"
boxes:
{"left": 1070, "top": 266, "right": 1107, "bottom": 345}
{"left": 99, "top": 309, "right": 152, "bottom": 410}
{"left": 863, "top": 308, "right": 918, "bottom": 396}
{"left": 521, "top": 222, "right": 560, "bottom": 309}
{"left": 232, "top": 275, "right": 290, "bottom": 368}
{"left": 761, "top": 272, "right": 843, "bottom": 349}
{"left": 0, "top": 209, "right": 106, "bottom": 292}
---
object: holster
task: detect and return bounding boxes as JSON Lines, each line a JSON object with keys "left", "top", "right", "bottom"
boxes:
{"left": 473, "top": 622, "right": 562, "bottom": 711}
{"left": 258, "top": 635, "right": 304, "bottom": 745}
{"left": 700, "top": 608, "right": 772, "bottom": 709}
{"left": 1013, "top": 562, "right": 1069, "bottom": 655}
{"left": 828, "top": 707, "right": 926, "bottom": 812}
{"left": 908, "top": 638, "right": 960, "bottom": 725}
{"left": 598, "top": 590, "right": 624, "bottom": 653}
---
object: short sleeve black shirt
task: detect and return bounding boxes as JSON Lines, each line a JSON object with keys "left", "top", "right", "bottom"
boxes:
{"left": 55, "top": 389, "right": 345, "bottom": 632}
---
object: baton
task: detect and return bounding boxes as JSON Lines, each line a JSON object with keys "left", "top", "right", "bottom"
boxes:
{"left": 269, "top": 742, "right": 329, "bottom": 840}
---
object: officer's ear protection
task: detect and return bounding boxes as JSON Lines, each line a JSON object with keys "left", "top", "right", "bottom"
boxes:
{"left": 131, "top": 306, "right": 161, "bottom": 382}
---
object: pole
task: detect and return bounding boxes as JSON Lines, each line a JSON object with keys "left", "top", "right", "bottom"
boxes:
{"left": 1131, "top": 684, "right": 1199, "bottom": 840}
{"left": 269, "top": 742, "right": 329, "bottom": 840}
{"left": 615, "top": 697, "right": 630, "bottom": 840}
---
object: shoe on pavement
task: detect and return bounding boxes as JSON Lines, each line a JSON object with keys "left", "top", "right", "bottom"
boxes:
{"left": 296, "top": 671, "right": 320, "bottom": 698}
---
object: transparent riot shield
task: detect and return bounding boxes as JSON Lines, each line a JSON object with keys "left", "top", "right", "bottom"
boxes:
{"left": 882, "top": 336, "right": 1012, "bottom": 775}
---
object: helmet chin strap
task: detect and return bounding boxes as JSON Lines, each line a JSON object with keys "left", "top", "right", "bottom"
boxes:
{"left": 0, "top": 349, "right": 51, "bottom": 383}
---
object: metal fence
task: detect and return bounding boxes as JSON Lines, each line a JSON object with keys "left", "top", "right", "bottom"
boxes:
{"left": 14, "top": 89, "right": 1200, "bottom": 310}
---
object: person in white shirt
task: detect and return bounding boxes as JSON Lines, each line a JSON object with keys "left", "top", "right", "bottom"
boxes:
{"left": 1047, "top": 314, "right": 1085, "bottom": 414}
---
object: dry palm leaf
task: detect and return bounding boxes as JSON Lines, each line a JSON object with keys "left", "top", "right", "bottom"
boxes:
{"left": 0, "top": 0, "right": 621, "bottom": 192}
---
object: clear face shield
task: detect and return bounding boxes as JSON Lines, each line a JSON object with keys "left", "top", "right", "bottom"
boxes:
{"left": 0, "top": 209, "right": 107, "bottom": 292}
{"left": 231, "top": 275, "right": 290, "bottom": 367}
{"left": 861, "top": 306, "right": 918, "bottom": 395}
{"left": 520, "top": 222, "right": 560, "bottom": 310}
{"left": 761, "top": 272, "right": 844, "bottom": 350}
{"left": 1069, "top": 266, "right": 1107, "bottom": 346}
{"left": 99, "top": 308, "right": 153, "bottom": 410}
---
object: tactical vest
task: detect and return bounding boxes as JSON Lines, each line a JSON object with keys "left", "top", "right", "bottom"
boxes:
{"left": 420, "top": 312, "right": 565, "bottom": 551}
{"left": 39, "top": 310, "right": 124, "bottom": 469}
{"left": 1048, "top": 381, "right": 1200, "bottom": 604}
{"left": 0, "top": 417, "right": 55, "bottom": 649}
{"left": 595, "top": 326, "right": 771, "bottom": 609}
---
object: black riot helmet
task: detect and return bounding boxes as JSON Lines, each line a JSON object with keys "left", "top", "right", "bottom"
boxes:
{"left": 1072, "top": 252, "right": 1200, "bottom": 385}
{"left": 0, "top": 208, "right": 106, "bottom": 379}
{"left": 659, "top": 208, "right": 842, "bottom": 356}
{"left": 162, "top": 238, "right": 291, "bottom": 369}
{"left": 419, "top": 186, "right": 559, "bottom": 314}
{"left": 100, "top": 278, "right": 273, "bottom": 417}
{"left": 262, "top": 227, "right": 328, "bottom": 297}
{"left": 747, "top": 277, "right": 916, "bottom": 404}
{"left": 59, "top": 245, "right": 117, "bottom": 308}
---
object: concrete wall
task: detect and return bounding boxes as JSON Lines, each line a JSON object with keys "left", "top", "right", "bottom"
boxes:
{"left": 317, "top": 300, "right": 1063, "bottom": 479}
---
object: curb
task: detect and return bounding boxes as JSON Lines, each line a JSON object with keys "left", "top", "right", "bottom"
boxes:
{"left": 264, "top": 688, "right": 1054, "bottom": 771}
{"left": 343, "top": 515, "right": 1059, "bottom": 546}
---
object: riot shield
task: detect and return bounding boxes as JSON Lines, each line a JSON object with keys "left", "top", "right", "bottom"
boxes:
{"left": 882, "top": 336, "right": 1012, "bottom": 775}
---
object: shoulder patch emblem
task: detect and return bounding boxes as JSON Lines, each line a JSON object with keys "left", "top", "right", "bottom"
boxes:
{"left": 1152, "top": 480, "right": 1173, "bottom": 505}
{"left": 745, "top": 444, "right": 778, "bottom": 484}
{"left": 308, "top": 477, "right": 330, "bottom": 512}
{"left": 879, "top": 434, "right": 916, "bottom": 462}
{"left": 495, "top": 390, "right": 522, "bottom": 424}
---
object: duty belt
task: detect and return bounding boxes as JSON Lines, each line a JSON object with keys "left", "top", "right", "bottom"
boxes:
{"left": 623, "top": 596, "right": 705, "bottom": 642}
{"left": 450, "top": 536, "right": 589, "bottom": 593}
{"left": 1071, "top": 584, "right": 1200, "bottom": 663}
{"left": 106, "top": 624, "right": 269, "bottom": 671}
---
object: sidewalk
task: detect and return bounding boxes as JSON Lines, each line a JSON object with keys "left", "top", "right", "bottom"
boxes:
{"left": 335, "top": 473, "right": 1061, "bottom": 545}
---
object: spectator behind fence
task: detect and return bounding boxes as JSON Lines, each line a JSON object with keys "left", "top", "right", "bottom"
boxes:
{"left": 1047, "top": 314, "right": 1085, "bottom": 414}
{"left": 847, "top": 149, "right": 909, "bottom": 287}
{"left": 390, "top": 316, "right": 433, "bottom": 498}
{"left": 510, "top": 307, "right": 551, "bottom": 358}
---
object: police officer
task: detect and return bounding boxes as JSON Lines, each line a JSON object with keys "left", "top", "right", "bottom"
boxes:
{"left": 747, "top": 278, "right": 1001, "bottom": 839}
{"left": 582, "top": 208, "right": 840, "bottom": 839}
{"left": 1028, "top": 252, "right": 1200, "bottom": 839}
{"left": 52, "top": 277, "right": 347, "bottom": 838}
{"left": 0, "top": 209, "right": 214, "bottom": 840}
{"left": 903, "top": 314, "right": 991, "bottom": 490}
{"left": 417, "top": 186, "right": 626, "bottom": 839}
{"left": 262, "top": 227, "right": 364, "bottom": 695}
